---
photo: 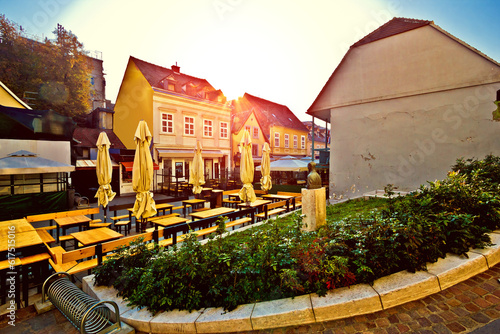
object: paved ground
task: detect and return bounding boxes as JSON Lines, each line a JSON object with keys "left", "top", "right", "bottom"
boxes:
{"left": 0, "top": 194, "right": 499, "bottom": 333}
{"left": 0, "top": 265, "right": 498, "bottom": 333}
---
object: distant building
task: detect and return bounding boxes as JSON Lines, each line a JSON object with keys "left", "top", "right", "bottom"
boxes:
{"left": 113, "top": 56, "right": 232, "bottom": 193}
{"left": 232, "top": 93, "right": 308, "bottom": 166}
{"left": 302, "top": 121, "right": 330, "bottom": 162}
{"left": 0, "top": 81, "right": 75, "bottom": 218}
{"left": 308, "top": 17, "right": 500, "bottom": 199}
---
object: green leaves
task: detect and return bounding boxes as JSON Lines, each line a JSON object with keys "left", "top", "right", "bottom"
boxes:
{"left": 94, "top": 155, "right": 500, "bottom": 313}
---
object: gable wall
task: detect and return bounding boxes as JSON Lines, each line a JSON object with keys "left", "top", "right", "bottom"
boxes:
{"left": 313, "top": 25, "right": 500, "bottom": 111}
{"left": 113, "top": 59, "right": 154, "bottom": 149}
{"left": 330, "top": 82, "right": 500, "bottom": 198}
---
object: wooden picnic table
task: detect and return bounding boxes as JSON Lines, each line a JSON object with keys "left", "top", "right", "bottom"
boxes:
{"left": 238, "top": 199, "right": 272, "bottom": 213}
{"left": 0, "top": 218, "right": 35, "bottom": 234}
{"left": 153, "top": 216, "right": 189, "bottom": 230}
{"left": 261, "top": 194, "right": 295, "bottom": 211}
{"left": 0, "top": 229, "right": 45, "bottom": 254}
{"left": 71, "top": 227, "right": 123, "bottom": 248}
{"left": 54, "top": 215, "right": 91, "bottom": 242}
{"left": 155, "top": 203, "right": 174, "bottom": 215}
{"left": 181, "top": 199, "right": 206, "bottom": 217}
{"left": 189, "top": 207, "right": 235, "bottom": 221}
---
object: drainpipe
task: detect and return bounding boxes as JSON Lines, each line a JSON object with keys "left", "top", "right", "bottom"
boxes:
{"left": 311, "top": 116, "right": 315, "bottom": 161}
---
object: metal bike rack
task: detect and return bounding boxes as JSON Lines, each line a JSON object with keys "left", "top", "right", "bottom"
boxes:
{"left": 42, "top": 272, "right": 121, "bottom": 334}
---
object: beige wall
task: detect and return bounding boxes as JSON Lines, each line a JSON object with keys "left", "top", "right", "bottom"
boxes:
{"left": 330, "top": 83, "right": 500, "bottom": 198}
{"left": 311, "top": 25, "right": 500, "bottom": 199}
{"left": 313, "top": 26, "right": 500, "bottom": 111}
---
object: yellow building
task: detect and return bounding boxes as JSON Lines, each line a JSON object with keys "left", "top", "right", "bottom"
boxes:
{"left": 114, "top": 57, "right": 232, "bottom": 190}
{"left": 232, "top": 93, "right": 308, "bottom": 166}
{"left": 0, "top": 81, "right": 31, "bottom": 109}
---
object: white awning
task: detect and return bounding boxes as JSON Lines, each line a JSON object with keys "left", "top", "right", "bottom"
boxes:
{"left": 0, "top": 150, "right": 75, "bottom": 175}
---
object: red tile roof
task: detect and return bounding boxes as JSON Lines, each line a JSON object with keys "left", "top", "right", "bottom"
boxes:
{"left": 352, "top": 17, "right": 432, "bottom": 48}
{"left": 130, "top": 56, "right": 226, "bottom": 102}
{"left": 232, "top": 93, "right": 308, "bottom": 138}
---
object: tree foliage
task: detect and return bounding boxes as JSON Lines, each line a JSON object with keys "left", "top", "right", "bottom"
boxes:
{"left": 0, "top": 15, "right": 92, "bottom": 119}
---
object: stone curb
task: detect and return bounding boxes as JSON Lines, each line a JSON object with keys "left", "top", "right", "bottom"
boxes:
{"left": 82, "top": 230, "right": 500, "bottom": 333}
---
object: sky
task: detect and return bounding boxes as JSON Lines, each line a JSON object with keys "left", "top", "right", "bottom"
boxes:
{"left": 1, "top": 0, "right": 499, "bottom": 121}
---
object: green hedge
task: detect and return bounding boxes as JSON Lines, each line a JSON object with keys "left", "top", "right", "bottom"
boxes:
{"left": 94, "top": 155, "right": 500, "bottom": 313}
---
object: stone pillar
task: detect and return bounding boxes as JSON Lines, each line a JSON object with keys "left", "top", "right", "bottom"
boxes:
{"left": 301, "top": 187, "right": 326, "bottom": 231}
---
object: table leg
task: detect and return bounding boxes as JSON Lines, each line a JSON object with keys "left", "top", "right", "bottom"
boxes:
{"left": 183, "top": 204, "right": 187, "bottom": 217}
{"left": 22, "top": 265, "right": 28, "bottom": 307}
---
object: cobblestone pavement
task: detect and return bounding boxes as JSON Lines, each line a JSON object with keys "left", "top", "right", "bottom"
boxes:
{"left": 1, "top": 260, "right": 499, "bottom": 334}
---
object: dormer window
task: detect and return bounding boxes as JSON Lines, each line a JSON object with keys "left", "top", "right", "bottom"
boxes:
{"left": 167, "top": 82, "right": 175, "bottom": 91}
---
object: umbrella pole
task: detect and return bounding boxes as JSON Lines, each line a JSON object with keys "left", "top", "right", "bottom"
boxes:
{"left": 103, "top": 205, "right": 107, "bottom": 223}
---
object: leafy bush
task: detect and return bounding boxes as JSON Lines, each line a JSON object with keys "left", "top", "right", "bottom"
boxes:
{"left": 94, "top": 155, "right": 500, "bottom": 313}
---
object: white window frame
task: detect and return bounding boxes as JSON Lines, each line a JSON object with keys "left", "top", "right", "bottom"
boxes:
{"left": 253, "top": 126, "right": 259, "bottom": 139}
{"left": 274, "top": 132, "right": 280, "bottom": 147}
{"left": 184, "top": 116, "right": 194, "bottom": 136}
{"left": 161, "top": 112, "right": 174, "bottom": 134}
{"left": 293, "top": 135, "right": 298, "bottom": 149}
{"left": 284, "top": 134, "right": 289, "bottom": 148}
{"left": 301, "top": 135, "right": 306, "bottom": 149}
{"left": 203, "top": 119, "right": 213, "bottom": 137}
{"left": 220, "top": 121, "right": 228, "bottom": 139}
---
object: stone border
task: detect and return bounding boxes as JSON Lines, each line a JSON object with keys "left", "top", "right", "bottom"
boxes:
{"left": 82, "top": 231, "right": 500, "bottom": 333}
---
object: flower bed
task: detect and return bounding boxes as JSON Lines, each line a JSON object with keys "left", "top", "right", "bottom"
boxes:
{"left": 94, "top": 155, "right": 500, "bottom": 314}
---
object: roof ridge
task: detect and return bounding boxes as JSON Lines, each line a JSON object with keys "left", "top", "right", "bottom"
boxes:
{"left": 351, "top": 17, "right": 432, "bottom": 48}
{"left": 129, "top": 56, "right": 211, "bottom": 85}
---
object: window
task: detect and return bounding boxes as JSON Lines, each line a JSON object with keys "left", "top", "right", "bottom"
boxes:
{"left": 274, "top": 132, "right": 280, "bottom": 147}
{"left": 220, "top": 122, "right": 228, "bottom": 138}
{"left": 184, "top": 116, "right": 194, "bottom": 135}
{"left": 175, "top": 162, "right": 183, "bottom": 177}
{"left": 161, "top": 113, "right": 173, "bottom": 133}
{"left": 301, "top": 135, "right": 306, "bottom": 149}
{"left": 168, "top": 82, "right": 175, "bottom": 91}
{"left": 253, "top": 127, "right": 259, "bottom": 139}
{"left": 204, "top": 119, "right": 213, "bottom": 137}
{"left": 293, "top": 135, "right": 298, "bottom": 149}
{"left": 284, "top": 134, "right": 289, "bottom": 148}
{"left": 252, "top": 144, "right": 258, "bottom": 156}
{"left": 245, "top": 125, "right": 251, "bottom": 133}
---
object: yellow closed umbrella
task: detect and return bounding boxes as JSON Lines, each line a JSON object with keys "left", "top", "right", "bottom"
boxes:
{"left": 239, "top": 129, "right": 256, "bottom": 203}
{"left": 132, "top": 120, "right": 156, "bottom": 231}
{"left": 189, "top": 141, "right": 205, "bottom": 195}
{"left": 260, "top": 142, "right": 272, "bottom": 193}
{"left": 95, "top": 132, "right": 116, "bottom": 222}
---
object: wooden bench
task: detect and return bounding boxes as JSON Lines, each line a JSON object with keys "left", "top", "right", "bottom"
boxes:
{"left": 256, "top": 200, "right": 287, "bottom": 221}
{"left": 161, "top": 208, "right": 256, "bottom": 245}
{"left": 27, "top": 207, "right": 100, "bottom": 248}
{"left": 45, "top": 208, "right": 257, "bottom": 281}
{"left": 110, "top": 214, "right": 131, "bottom": 235}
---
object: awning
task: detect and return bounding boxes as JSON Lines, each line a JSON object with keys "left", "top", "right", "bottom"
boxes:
{"left": 157, "top": 149, "right": 224, "bottom": 158}
{"left": 121, "top": 161, "right": 159, "bottom": 172}
{"left": 0, "top": 150, "right": 75, "bottom": 175}
{"left": 76, "top": 159, "right": 119, "bottom": 170}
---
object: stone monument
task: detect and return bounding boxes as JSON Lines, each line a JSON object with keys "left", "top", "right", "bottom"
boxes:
{"left": 301, "top": 162, "right": 326, "bottom": 231}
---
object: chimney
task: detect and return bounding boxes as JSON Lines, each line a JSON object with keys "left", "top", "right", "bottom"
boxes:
{"left": 172, "top": 62, "right": 180, "bottom": 74}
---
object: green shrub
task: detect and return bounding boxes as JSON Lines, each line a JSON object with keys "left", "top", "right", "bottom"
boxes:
{"left": 94, "top": 155, "right": 500, "bottom": 313}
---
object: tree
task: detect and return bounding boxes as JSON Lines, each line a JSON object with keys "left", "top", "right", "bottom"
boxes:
{"left": 0, "top": 15, "right": 92, "bottom": 120}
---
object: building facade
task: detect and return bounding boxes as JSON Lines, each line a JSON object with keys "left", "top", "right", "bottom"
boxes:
{"left": 113, "top": 57, "right": 232, "bottom": 190}
{"left": 232, "top": 93, "right": 308, "bottom": 165}
{"left": 308, "top": 17, "right": 500, "bottom": 199}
